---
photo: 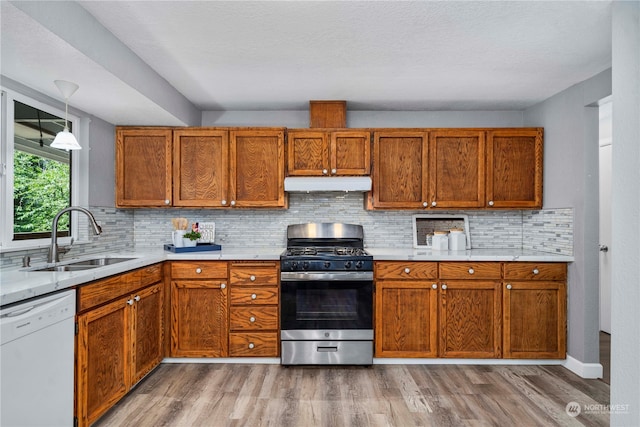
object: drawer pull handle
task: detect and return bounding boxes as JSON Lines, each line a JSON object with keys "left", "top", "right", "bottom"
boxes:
{"left": 532, "top": 268, "right": 540, "bottom": 275}
{"left": 250, "top": 275, "right": 256, "bottom": 281}
{"left": 468, "top": 268, "right": 474, "bottom": 274}
{"left": 164, "top": 199, "right": 170, "bottom": 205}
{"left": 404, "top": 267, "right": 410, "bottom": 274}
{"left": 248, "top": 343, "right": 255, "bottom": 349}
{"left": 317, "top": 346, "right": 338, "bottom": 352}
{"left": 127, "top": 299, "right": 134, "bottom": 306}
{"left": 506, "top": 284, "right": 512, "bottom": 290}
{"left": 422, "top": 202, "right": 428, "bottom": 207}
{"left": 488, "top": 200, "right": 494, "bottom": 206}
{"left": 249, "top": 316, "right": 256, "bottom": 323}
{"left": 134, "top": 295, "right": 141, "bottom": 302}
{"left": 251, "top": 293, "right": 257, "bottom": 300}
{"left": 195, "top": 268, "right": 202, "bottom": 274}
{"left": 441, "top": 284, "right": 447, "bottom": 290}
{"left": 220, "top": 283, "right": 226, "bottom": 289}
{"left": 322, "top": 169, "right": 328, "bottom": 175}
{"left": 432, "top": 283, "right": 437, "bottom": 289}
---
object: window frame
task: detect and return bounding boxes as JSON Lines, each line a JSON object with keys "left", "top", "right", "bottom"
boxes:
{"left": 1, "top": 87, "right": 88, "bottom": 252}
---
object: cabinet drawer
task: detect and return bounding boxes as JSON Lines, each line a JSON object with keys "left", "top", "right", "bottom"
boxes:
{"left": 137, "top": 263, "right": 162, "bottom": 287}
{"left": 230, "top": 306, "right": 278, "bottom": 330}
{"left": 78, "top": 270, "right": 139, "bottom": 312}
{"left": 375, "top": 262, "right": 438, "bottom": 280}
{"left": 171, "top": 261, "right": 227, "bottom": 279}
{"left": 230, "top": 287, "right": 278, "bottom": 305}
{"left": 504, "top": 262, "right": 567, "bottom": 281}
{"left": 439, "top": 262, "right": 502, "bottom": 279}
{"left": 230, "top": 267, "right": 278, "bottom": 286}
{"left": 229, "top": 332, "right": 278, "bottom": 357}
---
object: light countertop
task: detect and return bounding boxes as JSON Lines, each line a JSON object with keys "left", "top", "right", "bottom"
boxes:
{"left": 1, "top": 247, "right": 572, "bottom": 307}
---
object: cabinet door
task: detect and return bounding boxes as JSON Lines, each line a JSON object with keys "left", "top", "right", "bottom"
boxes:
{"left": 503, "top": 281, "right": 566, "bottom": 358}
{"left": 429, "top": 130, "right": 485, "bottom": 208}
{"left": 287, "top": 130, "right": 329, "bottom": 176}
{"left": 76, "top": 296, "right": 131, "bottom": 426}
{"left": 331, "top": 131, "right": 371, "bottom": 175}
{"left": 116, "top": 128, "right": 172, "bottom": 207}
{"left": 173, "top": 129, "right": 229, "bottom": 207}
{"left": 131, "top": 283, "right": 163, "bottom": 384}
{"left": 375, "top": 281, "right": 438, "bottom": 357}
{"left": 170, "top": 280, "right": 228, "bottom": 357}
{"left": 486, "top": 129, "right": 543, "bottom": 208}
{"left": 371, "top": 131, "right": 429, "bottom": 209}
{"left": 229, "top": 129, "right": 286, "bottom": 208}
{"left": 439, "top": 281, "right": 502, "bottom": 358}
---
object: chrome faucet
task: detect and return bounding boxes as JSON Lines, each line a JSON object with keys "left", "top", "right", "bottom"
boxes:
{"left": 48, "top": 206, "right": 102, "bottom": 263}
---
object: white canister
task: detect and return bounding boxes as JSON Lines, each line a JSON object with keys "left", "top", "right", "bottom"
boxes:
{"left": 432, "top": 231, "right": 449, "bottom": 251}
{"left": 172, "top": 230, "right": 186, "bottom": 247}
{"left": 449, "top": 228, "right": 466, "bottom": 251}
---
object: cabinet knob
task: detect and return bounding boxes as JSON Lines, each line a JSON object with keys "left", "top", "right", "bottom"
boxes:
{"left": 322, "top": 169, "right": 328, "bottom": 175}
{"left": 164, "top": 199, "right": 170, "bottom": 205}
{"left": 422, "top": 202, "right": 428, "bottom": 207}
{"left": 468, "top": 268, "right": 475, "bottom": 274}
{"left": 249, "top": 316, "right": 256, "bottom": 323}
{"left": 532, "top": 268, "right": 540, "bottom": 275}
{"left": 441, "top": 284, "right": 447, "bottom": 290}
{"left": 250, "top": 275, "right": 256, "bottom": 281}
{"left": 195, "top": 268, "right": 202, "bottom": 274}
{"left": 134, "top": 295, "right": 141, "bottom": 302}
{"left": 506, "top": 284, "right": 512, "bottom": 290}
{"left": 251, "top": 293, "right": 257, "bottom": 300}
{"left": 404, "top": 267, "right": 410, "bottom": 274}
{"left": 127, "top": 299, "right": 134, "bottom": 306}
{"left": 221, "top": 199, "right": 227, "bottom": 205}
{"left": 331, "top": 168, "right": 337, "bottom": 174}
{"left": 220, "top": 283, "right": 226, "bottom": 289}
{"left": 248, "top": 343, "right": 255, "bottom": 349}
{"left": 431, "top": 201, "right": 437, "bottom": 207}
{"left": 432, "top": 283, "right": 437, "bottom": 289}
{"left": 230, "top": 200, "right": 236, "bottom": 206}
{"left": 488, "top": 200, "right": 494, "bottom": 207}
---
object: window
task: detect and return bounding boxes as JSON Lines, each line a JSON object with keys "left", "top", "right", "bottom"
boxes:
{"left": 1, "top": 88, "right": 84, "bottom": 250}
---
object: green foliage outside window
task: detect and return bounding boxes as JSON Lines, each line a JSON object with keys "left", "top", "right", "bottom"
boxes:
{"left": 13, "top": 150, "right": 70, "bottom": 233}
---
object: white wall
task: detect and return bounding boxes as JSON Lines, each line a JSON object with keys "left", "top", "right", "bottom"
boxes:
{"left": 523, "top": 69, "right": 611, "bottom": 367}
{"left": 611, "top": 1, "right": 640, "bottom": 425}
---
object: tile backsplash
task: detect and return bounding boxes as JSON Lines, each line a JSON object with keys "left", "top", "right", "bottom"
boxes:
{"left": 0, "top": 193, "right": 573, "bottom": 269}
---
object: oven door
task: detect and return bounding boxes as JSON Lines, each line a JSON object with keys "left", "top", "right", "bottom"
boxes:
{"left": 280, "top": 271, "right": 373, "bottom": 331}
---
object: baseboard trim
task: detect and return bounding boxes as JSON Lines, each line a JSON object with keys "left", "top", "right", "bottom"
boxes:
{"left": 372, "top": 358, "right": 565, "bottom": 366}
{"left": 563, "top": 355, "right": 603, "bottom": 379}
{"left": 163, "top": 357, "right": 281, "bottom": 364}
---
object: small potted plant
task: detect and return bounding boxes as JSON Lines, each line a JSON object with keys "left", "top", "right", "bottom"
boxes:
{"left": 182, "top": 230, "right": 201, "bottom": 247}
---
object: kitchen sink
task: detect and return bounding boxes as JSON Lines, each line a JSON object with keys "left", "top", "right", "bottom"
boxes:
{"left": 29, "top": 257, "right": 136, "bottom": 272}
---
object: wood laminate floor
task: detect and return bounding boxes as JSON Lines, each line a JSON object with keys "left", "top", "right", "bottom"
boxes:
{"left": 94, "top": 364, "right": 610, "bottom": 427}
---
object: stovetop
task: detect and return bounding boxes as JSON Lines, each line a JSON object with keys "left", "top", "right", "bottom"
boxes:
{"left": 280, "top": 246, "right": 373, "bottom": 272}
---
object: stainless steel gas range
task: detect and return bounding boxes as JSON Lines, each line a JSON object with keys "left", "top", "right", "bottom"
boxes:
{"left": 280, "top": 223, "right": 374, "bottom": 365}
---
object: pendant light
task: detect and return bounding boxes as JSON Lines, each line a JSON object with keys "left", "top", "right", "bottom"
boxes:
{"left": 51, "top": 80, "right": 82, "bottom": 150}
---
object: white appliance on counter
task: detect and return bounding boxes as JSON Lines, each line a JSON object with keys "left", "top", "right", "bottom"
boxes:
{"left": 1, "top": 289, "right": 76, "bottom": 427}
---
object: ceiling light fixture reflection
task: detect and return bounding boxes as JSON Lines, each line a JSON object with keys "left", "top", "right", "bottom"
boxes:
{"left": 50, "top": 80, "right": 81, "bottom": 151}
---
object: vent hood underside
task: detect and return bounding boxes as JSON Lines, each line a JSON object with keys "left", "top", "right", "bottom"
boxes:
{"left": 284, "top": 177, "right": 372, "bottom": 193}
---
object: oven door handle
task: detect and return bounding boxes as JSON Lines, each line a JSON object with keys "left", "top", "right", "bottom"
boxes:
{"left": 280, "top": 271, "right": 374, "bottom": 281}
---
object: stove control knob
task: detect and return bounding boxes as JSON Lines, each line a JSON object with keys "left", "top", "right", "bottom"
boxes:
{"left": 302, "top": 261, "right": 310, "bottom": 270}
{"left": 324, "top": 261, "right": 331, "bottom": 269}
{"left": 290, "top": 261, "right": 298, "bottom": 270}
{"left": 344, "top": 261, "right": 352, "bottom": 269}
{"left": 355, "top": 260, "right": 364, "bottom": 269}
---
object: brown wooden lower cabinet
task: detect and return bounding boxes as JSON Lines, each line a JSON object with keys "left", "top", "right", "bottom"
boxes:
{"left": 75, "top": 265, "right": 163, "bottom": 427}
{"left": 374, "top": 261, "right": 566, "bottom": 359}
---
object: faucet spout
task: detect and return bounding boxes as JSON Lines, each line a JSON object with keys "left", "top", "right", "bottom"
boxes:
{"left": 48, "top": 206, "right": 102, "bottom": 263}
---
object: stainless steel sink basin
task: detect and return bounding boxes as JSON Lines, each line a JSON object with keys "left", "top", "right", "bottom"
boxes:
{"left": 29, "top": 257, "right": 136, "bottom": 272}
{"left": 68, "top": 257, "right": 136, "bottom": 267}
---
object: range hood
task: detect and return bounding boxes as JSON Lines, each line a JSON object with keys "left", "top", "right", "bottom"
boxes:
{"left": 284, "top": 176, "right": 372, "bottom": 192}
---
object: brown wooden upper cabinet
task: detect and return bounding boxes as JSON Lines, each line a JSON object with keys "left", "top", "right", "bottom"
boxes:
{"left": 117, "top": 127, "right": 286, "bottom": 208}
{"left": 486, "top": 128, "right": 543, "bottom": 209}
{"left": 371, "top": 130, "right": 429, "bottom": 209}
{"left": 287, "top": 130, "right": 370, "bottom": 176}
{"left": 116, "top": 127, "right": 172, "bottom": 207}
{"left": 369, "top": 128, "right": 543, "bottom": 210}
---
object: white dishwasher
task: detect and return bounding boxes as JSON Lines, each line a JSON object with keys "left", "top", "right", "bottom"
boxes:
{"left": 1, "top": 289, "right": 75, "bottom": 427}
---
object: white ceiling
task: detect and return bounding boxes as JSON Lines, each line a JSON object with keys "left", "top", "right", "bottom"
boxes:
{"left": 1, "top": 1, "right": 612, "bottom": 126}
